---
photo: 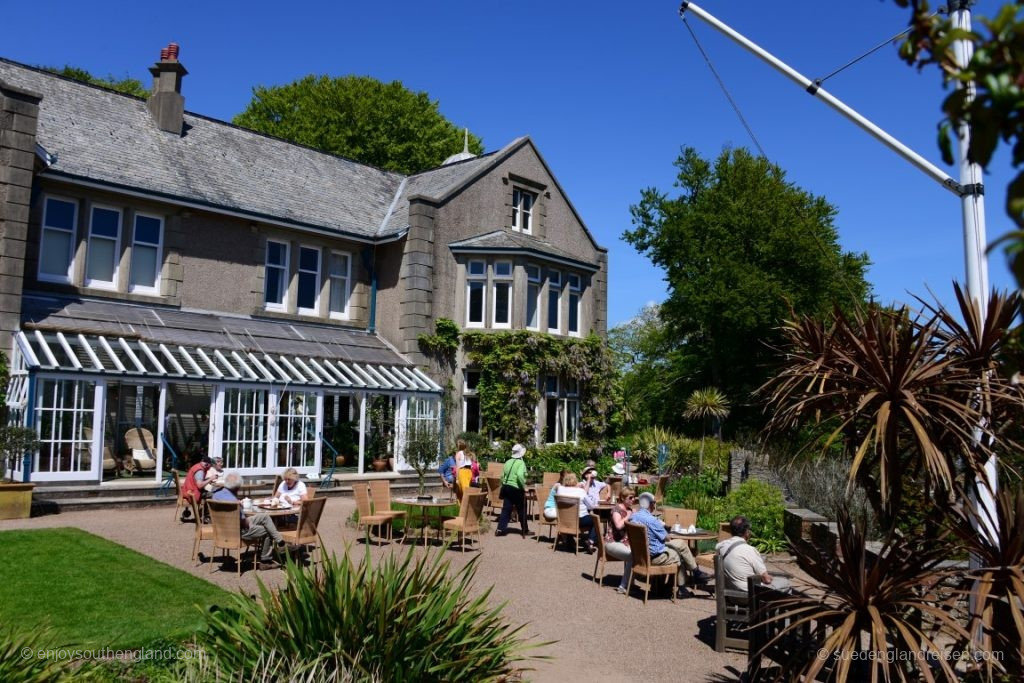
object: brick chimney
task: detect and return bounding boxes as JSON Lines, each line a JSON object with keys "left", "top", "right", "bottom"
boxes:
{"left": 146, "top": 43, "right": 187, "bottom": 134}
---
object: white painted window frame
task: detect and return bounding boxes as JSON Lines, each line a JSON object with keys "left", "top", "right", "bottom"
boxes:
{"left": 568, "top": 273, "right": 582, "bottom": 337}
{"left": 328, "top": 249, "right": 352, "bottom": 320}
{"left": 84, "top": 203, "right": 122, "bottom": 290}
{"left": 297, "top": 245, "right": 322, "bottom": 316}
{"left": 491, "top": 260, "right": 513, "bottom": 329}
{"left": 32, "top": 376, "right": 103, "bottom": 482}
{"left": 128, "top": 211, "right": 164, "bottom": 295}
{"left": 264, "top": 240, "right": 289, "bottom": 311}
{"left": 512, "top": 187, "right": 535, "bottom": 234}
{"left": 526, "top": 264, "right": 541, "bottom": 331}
{"left": 465, "top": 259, "right": 487, "bottom": 328}
{"left": 38, "top": 195, "right": 78, "bottom": 284}
{"left": 547, "top": 270, "right": 562, "bottom": 334}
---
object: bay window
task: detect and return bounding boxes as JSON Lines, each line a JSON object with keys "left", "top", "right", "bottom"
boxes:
{"left": 492, "top": 261, "right": 512, "bottom": 328}
{"left": 526, "top": 264, "right": 541, "bottom": 330}
{"left": 568, "top": 274, "right": 581, "bottom": 336}
{"left": 547, "top": 270, "right": 562, "bottom": 333}
{"left": 466, "top": 260, "right": 486, "bottom": 327}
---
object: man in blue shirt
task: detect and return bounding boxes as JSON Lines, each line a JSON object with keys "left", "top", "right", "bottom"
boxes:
{"left": 437, "top": 453, "right": 456, "bottom": 490}
{"left": 212, "top": 472, "right": 286, "bottom": 567}
{"left": 631, "top": 492, "right": 710, "bottom": 593}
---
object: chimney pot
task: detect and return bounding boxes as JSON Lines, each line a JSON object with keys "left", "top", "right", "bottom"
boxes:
{"left": 167, "top": 43, "right": 179, "bottom": 60}
{"left": 160, "top": 47, "right": 170, "bottom": 61}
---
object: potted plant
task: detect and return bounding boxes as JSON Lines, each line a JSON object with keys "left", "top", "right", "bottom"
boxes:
{"left": 368, "top": 398, "right": 394, "bottom": 473}
{"left": 0, "top": 425, "right": 40, "bottom": 520}
{"left": 404, "top": 421, "right": 440, "bottom": 500}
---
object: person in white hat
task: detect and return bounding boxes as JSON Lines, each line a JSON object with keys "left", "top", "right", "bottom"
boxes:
{"left": 611, "top": 461, "right": 636, "bottom": 485}
{"left": 495, "top": 443, "right": 530, "bottom": 537}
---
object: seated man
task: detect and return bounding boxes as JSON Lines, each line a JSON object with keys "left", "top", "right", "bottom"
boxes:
{"left": 437, "top": 453, "right": 456, "bottom": 490}
{"left": 716, "top": 515, "right": 790, "bottom": 592}
{"left": 631, "top": 492, "right": 711, "bottom": 594}
{"left": 211, "top": 472, "right": 286, "bottom": 568}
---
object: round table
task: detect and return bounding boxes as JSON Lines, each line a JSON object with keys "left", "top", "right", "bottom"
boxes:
{"left": 394, "top": 497, "right": 453, "bottom": 545}
{"left": 667, "top": 529, "right": 717, "bottom": 554}
{"left": 244, "top": 504, "right": 296, "bottom": 519}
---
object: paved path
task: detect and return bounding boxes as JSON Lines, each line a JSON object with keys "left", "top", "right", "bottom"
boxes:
{"left": 0, "top": 500, "right": 790, "bottom": 682}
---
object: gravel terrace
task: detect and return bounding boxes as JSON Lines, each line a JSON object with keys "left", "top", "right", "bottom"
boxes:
{"left": 0, "top": 498, "right": 805, "bottom": 682}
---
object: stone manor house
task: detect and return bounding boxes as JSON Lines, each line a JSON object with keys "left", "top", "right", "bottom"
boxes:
{"left": 0, "top": 46, "right": 607, "bottom": 484}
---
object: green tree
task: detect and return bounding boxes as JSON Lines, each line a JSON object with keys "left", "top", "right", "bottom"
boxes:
{"left": 607, "top": 303, "right": 680, "bottom": 432}
{"left": 624, "top": 147, "right": 871, "bottom": 429}
{"left": 42, "top": 65, "right": 148, "bottom": 98}
{"left": 683, "top": 387, "right": 730, "bottom": 470}
{"left": 233, "top": 75, "right": 483, "bottom": 174}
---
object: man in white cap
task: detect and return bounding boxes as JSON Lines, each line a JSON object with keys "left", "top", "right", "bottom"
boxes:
{"left": 495, "top": 443, "right": 530, "bottom": 537}
{"left": 611, "top": 461, "right": 636, "bottom": 485}
{"left": 631, "top": 491, "right": 711, "bottom": 593}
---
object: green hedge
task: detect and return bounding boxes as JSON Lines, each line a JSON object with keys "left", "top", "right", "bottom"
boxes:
{"left": 665, "top": 478, "right": 786, "bottom": 553}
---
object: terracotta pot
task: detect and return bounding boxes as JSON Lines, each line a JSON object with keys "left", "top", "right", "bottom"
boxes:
{"left": 371, "top": 459, "right": 388, "bottom": 472}
{"left": 334, "top": 455, "right": 347, "bottom": 467}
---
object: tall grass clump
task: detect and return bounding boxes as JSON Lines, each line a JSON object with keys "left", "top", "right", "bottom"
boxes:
{"left": 200, "top": 548, "right": 544, "bottom": 682}
{"left": 0, "top": 626, "right": 87, "bottom": 682}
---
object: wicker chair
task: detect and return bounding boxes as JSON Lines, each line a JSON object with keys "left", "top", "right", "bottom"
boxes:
{"left": 661, "top": 507, "right": 698, "bottom": 530}
{"left": 591, "top": 513, "right": 624, "bottom": 586}
{"left": 369, "top": 479, "right": 408, "bottom": 527}
{"left": 188, "top": 495, "right": 213, "bottom": 565}
{"left": 607, "top": 476, "right": 623, "bottom": 502}
{"left": 542, "top": 471, "right": 561, "bottom": 487}
{"left": 533, "top": 484, "right": 552, "bottom": 521}
{"left": 207, "top": 499, "right": 262, "bottom": 575}
{"left": 442, "top": 491, "right": 487, "bottom": 552}
{"left": 484, "top": 476, "right": 503, "bottom": 516}
{"left": 124, "top": 427, "right": 157, "bottom": 472}
{"left": 625, "top": 522, "right": 678, "bottom": 605}
{"left": 552, "top": 495, "right": 583, "bottom": 554}
{"left": 279, "top": 497, "right": 327, "bottom": 565}
{"left": 652, "top": 475, "right": 669, "bottom": 504}
{"left": 353, "top": 483, "right": 391, "bottom": 545}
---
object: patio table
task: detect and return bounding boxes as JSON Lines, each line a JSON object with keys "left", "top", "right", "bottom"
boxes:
{"left": 667, "top": 529, "right": 717, "bottom": 554}
{"left": 394, "top": 497, "right": 452, "bottom": 545}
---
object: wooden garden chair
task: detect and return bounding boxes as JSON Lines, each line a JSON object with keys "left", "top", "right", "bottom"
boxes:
{"left": 442, "top": 491, "right": 487, "bottom": 552}
{"left": 188, "top": 495, "right": 213, "bottom": 566}
{"left": 353, "top": 483, "right": 391, "bottom": 545}
{"left": 172, "top": 470, "right": 185, "bottom": 521}
{"left": 542, "top": 471, "right": 561, "bottom": 487}
{"left": 591, "top": 513, "right": 624, "bottom": 586}
{"left": 279, "top": 497, "right": 327, "bottom": 565}
{"left": 714, "top": 552, "right": 750, "bottom": 652}
{"left": 625, "top": 522, "right": 677, "bottom": 605}
{"left": 207, "top": 499, "right": 262, "bottom": 575}
{"left": 484, "top": 476, "right": 503, "bottom": 516}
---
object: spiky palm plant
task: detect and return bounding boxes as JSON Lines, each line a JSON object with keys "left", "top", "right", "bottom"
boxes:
{"left": 754, "top": 512, "right": 970, "bottom": 682}
{"left": 683, "top": 387, "right": 730, "bottom": 471}
{"left": 760, "top": 287, "right": 1022, "bottom": 531}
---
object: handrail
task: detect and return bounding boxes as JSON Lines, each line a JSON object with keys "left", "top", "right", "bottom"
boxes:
{"left": 157, "top": 433, "right": 180, "bottom": 496}
{"left": 320, "top": 435, "right": 339, "bottom": 490}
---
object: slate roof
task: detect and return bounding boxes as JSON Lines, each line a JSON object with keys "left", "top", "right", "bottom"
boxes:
{"left": 20, "top": 295, "right": 409, "bottom": 366}
{"left": 0, "top": 58, "right": 509, "bottom": 241}
{"left": 448, "top": 230, "right": 599, "bottom": 271}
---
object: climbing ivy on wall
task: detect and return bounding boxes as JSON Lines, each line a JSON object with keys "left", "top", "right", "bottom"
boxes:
{"left": 461, "top": 330, "right": 615, "bottom": 444}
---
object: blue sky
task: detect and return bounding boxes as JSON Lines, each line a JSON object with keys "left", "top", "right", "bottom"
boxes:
{"left": 5, "top": 0, "right": 1017, "bottom": 326}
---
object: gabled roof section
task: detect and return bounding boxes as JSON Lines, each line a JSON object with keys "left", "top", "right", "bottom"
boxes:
{"left": 449, "top": 230, "right": 599, "bottom": 272}
{"left": 0, "top": 59, "right": 405, "bottom": 240}
{"left": 380, "top": 137, "right": 606, "bottom": 253}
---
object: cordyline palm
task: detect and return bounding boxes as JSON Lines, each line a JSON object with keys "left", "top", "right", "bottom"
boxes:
{"left": 760, "top": 285, "right": 1021, "bottom": 531}
{"left": 683, "top": 387, "right": 730, "bottom": 471}
{"left": 753, "top": 511, "right": 969, "bottom": 683}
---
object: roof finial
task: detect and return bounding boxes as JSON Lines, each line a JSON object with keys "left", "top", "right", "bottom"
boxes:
{"left": 463, "top": 128, "right": 469, "bottom": 154}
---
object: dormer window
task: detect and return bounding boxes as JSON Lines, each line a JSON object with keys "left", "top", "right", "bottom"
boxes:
{"left": 512, "top": 188, "right": 535, "bottom": 234}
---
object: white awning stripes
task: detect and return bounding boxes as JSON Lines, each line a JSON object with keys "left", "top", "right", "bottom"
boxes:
{"left": 13, "top": 330, "right": 442, "bottom": 393}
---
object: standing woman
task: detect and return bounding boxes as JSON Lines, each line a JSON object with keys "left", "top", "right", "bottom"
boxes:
{"left": 454, "top": 440, "right": 473, "bottom": 501}
{"left": 495, "top": 443, "right": 529, "bottom": 537}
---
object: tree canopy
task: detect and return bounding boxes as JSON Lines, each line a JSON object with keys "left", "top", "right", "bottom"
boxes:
{"left": 623, "top": 146, "right": 871, "bottom": 430}
{"left": 43, "top": 65, "right": 148, "bottom": 98}
{"left": 233, "top": 75, "right": 483, "bottom": 175}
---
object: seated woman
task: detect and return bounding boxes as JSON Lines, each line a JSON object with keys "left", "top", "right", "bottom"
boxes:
{"left": 275, "top": 467, "right": 310, "bottom": 505}
{"left": 543, "top": 469, "right": 570, "bottom": 521}
{"left": 604, "top": 487, "right": 636, "bottom": 594}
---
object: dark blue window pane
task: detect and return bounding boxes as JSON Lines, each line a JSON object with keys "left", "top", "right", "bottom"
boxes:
{"left": 134, "top": 215, "right": 161, "bottom": 244}
{"left": 299, "top": 247, "right": 319, "bottom": 271}
{"left": 264, "top": 268, "right": 283, "bottom": 304}
{"left": 298, "top": 272, "right": 317, "bottom": 309}
{"left": 267, "top": 241, "right": 286, "bottom": 266}
{"left": 46, "top": 198, "right": 76, "bottom": 230}
{"left": 91, "top": 208, "right": 120, "bottom": 238}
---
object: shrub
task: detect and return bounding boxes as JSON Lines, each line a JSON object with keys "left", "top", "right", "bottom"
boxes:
{"left": 667, "top": 479, "right": 786, "bottom": 552}
{"left": 201, "top": 549, "right": 543, "bottom": 682}
{"left": 664, "top": 471, "right": 723, "bottom": 505}
{"left": 0, "top": 626, "right": 86, "bottom": 682}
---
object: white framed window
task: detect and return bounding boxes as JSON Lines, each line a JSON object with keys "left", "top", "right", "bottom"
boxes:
{"left": 35, "top": 379, "right": 97, "bottom": 474}
{"left": 85, "top": 205, "right": 122, "bottom": 289}
{"left": 568, "top": 273, "right": 581, "bottom": 336}
{"left": 129, "top": 212, "right": 163, "bottom": 294}
{"left": 297, "top": 246, "right": 321, "bottom": 315}
{"left": 328, "top": 251, "right": 351, "bottom": 320}
{"left": 492, "top": 261, "right": 512, "bottom": 328}
{"left": 264, "top": 240, "right": 289, "bottom": 310}
{"left": 275, "top": 390, "right": 318, "bottom": 468}
{"left": 220, "top": 388, "right": 268, "bottom": 470}
{"left": 544, "top": 375, "right": 560, "bottom": 444}
{"left": 463, "top": 370, "right": 481, "bottom": 433}
{"left": 526, "top": 264, "right": 541, "bottom": 331}
{"left": 512, "top": 187, "right": 535, "bottom": 234}
{"left": 547, "top": 270, "right": 562, "bottom": 334}
{"left": 466, "top": 259, "right": 486, "bottom": 328}
{"left": 38, "top": 196, "right": 77, "bottom": 284}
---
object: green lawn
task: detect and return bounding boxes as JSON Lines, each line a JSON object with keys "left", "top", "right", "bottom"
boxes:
{"left": 0, "top": 528, "right": 229, "bottom": 648}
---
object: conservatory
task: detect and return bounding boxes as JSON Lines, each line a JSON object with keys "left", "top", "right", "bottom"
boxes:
{"left": 4, "top": 297, "right": 442, "bottom": 484}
